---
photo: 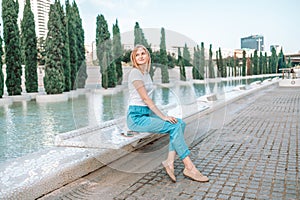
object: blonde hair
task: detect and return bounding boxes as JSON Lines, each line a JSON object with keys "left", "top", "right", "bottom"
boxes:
{"left": 130, "top": 44, "right": 151, "bottom": 73}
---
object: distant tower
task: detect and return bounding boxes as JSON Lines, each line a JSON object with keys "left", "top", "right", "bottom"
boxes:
{"left": 18, "top": 0, "right": 51, "bottom": 39}
{"left": 241, "top": 35, "right": 264, "bottom": 51}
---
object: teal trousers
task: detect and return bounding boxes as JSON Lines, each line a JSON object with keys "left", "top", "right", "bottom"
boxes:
{"left": 127, "top": 105, "right": 190, "bottom": 160}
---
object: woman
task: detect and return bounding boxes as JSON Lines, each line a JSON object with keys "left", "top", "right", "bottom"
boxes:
{"left": 127, "top": 44, "right": 208, "bottom": 183}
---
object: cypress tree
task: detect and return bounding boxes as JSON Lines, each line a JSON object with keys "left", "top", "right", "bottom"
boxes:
{"left": 192, "top": 47, "right": 198, "bottom": 79}
{"left": 96, "top": 14, "right": 116, "bottom": 88}
{"left": 2, "top": 0, "right": 22, "bottom": 95}
{"left": 218, "top": 48, "right": 226, "bottom": 77}
{"left": 122, "top": 50, "right": 131, "bottom": 63}
{"left": 183, "top": 43, "right": 191, "bottom": 66}
{"left": 208, "top": 44, "right": 215, "bottom": 78}
{"left": 167, "top": 53, "right": 175, "bottom": 68}
{"left": 270, "top": 47, "right": 278, "bottom": 73}
{"left": 134, "top": 22, "right": 142, "bottom": 46}
{"left": 160, "top": 27, "right": 169, "bottom": 83}
{"left": 199, "top": 42, "right": 205, "bottom": 80}
{"left": 287, "top": 56, "right": 292, "bottom": 68}
{"left": 113, "top": 19, "right": 123, "bottom": 85}
{"left": 107, "top": 50, "right": 117, "bottom": 88}
{"left": 178, "top": 48, "right": 186, "bottom": 81}
{"left": 277, "top": 48, "right": 286, "bottom": 72}
{"left": 242, "top": 50, "right": 246, "bottom": 76}
{"left": 259, "top": 51, "right": 263, "bottom": 75}
{"left": 96, "top": 14, "right": 107, "bottom": 68}
{"left": 21, "top": 0, "right": 38, "bottom": 93}
{"left": 134, "top": 22, "right": 151, "bottom": 50}
{"left": 250, "top": 54, "right": 253, "bottom": 75}
{"left": 56, "top": 1, "right": 71, "bottom": 91}
{"left": 73, "top": 1, "right": 87, "bottom": 88}
{"left": 96, "top": 14, "right": 110, "bottom": 89}
{"left": 0, "top": 33, "right": 3, "bottom": 98}
{"left": 106, "top": 34, "right": 117, "bottom": 88}
{"left": 253, "top": 50, "right": 258, "bottom": 75}
{"left": 44, "top": 2, "right": 65, "bottom": 94}
{"left": 262, "top": 52, "right": 268, "bottom": 74}
{"left": 216, "top": 51, "right": 220, "bottom": 77}
{"left": 66, "top": 0, "right": 77, "bottom": 90}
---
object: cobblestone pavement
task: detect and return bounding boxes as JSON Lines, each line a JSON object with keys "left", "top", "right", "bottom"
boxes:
{"left": 115, "top": 87, "right": 300, "bottom": 200}
{"left": 40, "top": 86, "right": 299, "bottom": 200}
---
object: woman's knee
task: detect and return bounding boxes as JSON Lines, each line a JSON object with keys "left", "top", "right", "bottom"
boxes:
{"left": 177, "top": 118, "right": 186, "bottom": 128}
{"left": 169, "top": 119, "right": 186, "bottom": 135}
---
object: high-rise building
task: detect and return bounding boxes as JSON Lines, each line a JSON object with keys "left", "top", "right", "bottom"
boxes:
{"left": 241, "top": 35, "right": 264, "bottom": 51}
{"left": 19, "top": 0, "right": 51, "bottom": 39}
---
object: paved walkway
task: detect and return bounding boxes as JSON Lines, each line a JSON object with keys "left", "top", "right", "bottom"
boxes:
{"left": 40, "top": 86, "right": 299, "bottom": 200}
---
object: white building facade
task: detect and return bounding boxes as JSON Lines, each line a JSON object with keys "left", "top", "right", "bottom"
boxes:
{"left": 18, "top": 0, "right": 51, "bottom": 39}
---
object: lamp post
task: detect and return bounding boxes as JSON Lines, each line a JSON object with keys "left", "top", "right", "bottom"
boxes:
{"left": 257, "top": 38, "right": 262, "bottom": 52}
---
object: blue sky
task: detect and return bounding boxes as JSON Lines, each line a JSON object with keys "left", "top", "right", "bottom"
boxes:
{"left": 74, "top": 0, "right": 300, "bottom": 53}
{"left": 0, "top": 0, "right": 299, "bottom": 53}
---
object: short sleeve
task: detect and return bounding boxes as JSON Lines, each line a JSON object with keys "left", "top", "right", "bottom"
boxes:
{"left": 128, "top": 68, "right": 143, "bottom": 83}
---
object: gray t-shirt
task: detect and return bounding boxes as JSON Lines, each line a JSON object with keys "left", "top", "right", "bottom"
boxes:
{"left": 128, "top": 68, "right": 153, "bottom": 106}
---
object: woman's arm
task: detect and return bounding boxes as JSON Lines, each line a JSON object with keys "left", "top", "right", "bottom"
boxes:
{"left": 133, "top": 80, "right": 177, "bottom": 124}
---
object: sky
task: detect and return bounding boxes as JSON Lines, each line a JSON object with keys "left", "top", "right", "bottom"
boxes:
{"left": 72, "top": 0, "right": 300, "bottom": 53}
{"left": 0, "top": 0, "right": 299, "bottom": 53}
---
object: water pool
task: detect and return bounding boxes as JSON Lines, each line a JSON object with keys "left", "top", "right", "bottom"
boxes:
{"left": 0, "top": 77, "right": 269, "bottom": 163}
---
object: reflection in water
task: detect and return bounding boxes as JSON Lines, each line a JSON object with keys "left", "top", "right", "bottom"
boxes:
{"left": 0, "top": 76, "right": 275, "bottom": 163}
{"left": 162, "top": 88, "right": 169, "bottom": 105}
{"left": 103, "top": 92, "right": 127, "bottom": 122}
{"left": 193, "top": 83, "right": 206, "bottom": 97}
{"left": 178, "top": 85, "right": 196, "bottom": 104}
{"left": 152, "top": 87, "right": 170, "bottom": 106}
{"left": 103, "top": 95, "right": 114, "bottom": 121}
{"left": 73, "top": 93, "right": 99, "bottom": 128}
{"left": 208, "top": 82, "right": 215, "bottom": 94}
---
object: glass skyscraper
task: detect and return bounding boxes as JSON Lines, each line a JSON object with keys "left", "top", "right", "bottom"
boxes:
{"left": 241, "top": 35, "right": 264, "bottom": 51}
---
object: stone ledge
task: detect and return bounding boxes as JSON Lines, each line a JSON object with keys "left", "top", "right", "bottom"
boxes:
{"left": 233, "top": 85, "right": 247, "bottom": 91}
{"left": 27, "top": 92, "right": 39, "bottom": 100}
{"left": 91, "top": 85, "right": 126, "bottom": 96}
{"left": 36, "top": 93, "right": 69, "bottom": 103}
{"left": 250, "top": 80, "right": 262, "bottom": 86}
{"left": 11, "top": 94, "right": 31, "bottom": 102}
{"left": 0, "top": 97, "right": 13, "bottom": 106}
{"left": 64, "top": 91, "right": 79, "bottom": 99}
{"left": 197, "top": 93, "right": 218, "bottom": 102}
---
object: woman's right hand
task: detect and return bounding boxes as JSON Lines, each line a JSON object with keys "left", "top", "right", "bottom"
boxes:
{"left": 164, "top": 116, "right": 178, "bottom": 124}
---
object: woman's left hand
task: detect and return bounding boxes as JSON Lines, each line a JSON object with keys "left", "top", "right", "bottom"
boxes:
{"left": 164, "top": 116, "right": 178, "bottom": 124}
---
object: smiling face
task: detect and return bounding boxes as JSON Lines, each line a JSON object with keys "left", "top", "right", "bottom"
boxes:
{"left": 130, "top": 45, "right": 151, "bottom": 73}
{"left": 135, "top": 47, "right": 149, "bottom": 66}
